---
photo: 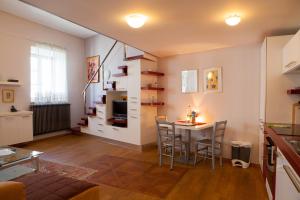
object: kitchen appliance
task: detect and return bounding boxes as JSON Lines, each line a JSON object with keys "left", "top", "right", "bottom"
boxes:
{"left": 292, "top": 101, "right": 300, "bottom": 125}
{"left": 264, "top": 136, "right": 276, "bottom": 198}
{"left": 275, "top": 149, "right": 300, "bottom": 200}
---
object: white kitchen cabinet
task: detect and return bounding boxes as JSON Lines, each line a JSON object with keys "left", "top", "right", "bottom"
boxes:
{"left": 276, "top": 149, "right": 300, "bottom": 200}
{"left": 282, "top": 29, "right": 300, "bottom": 74}
{"left": 260, "top": 34, "right": 300, "bottom": 199}
{"left": 0, "top": 111, "right": 33, "bottom": 146}
{"left": 259, "top": 35, "right": 299, "bottom": 170}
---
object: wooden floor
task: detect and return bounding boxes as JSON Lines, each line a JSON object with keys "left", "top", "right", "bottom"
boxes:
{"left": 23, "top": 134, "right": 268, "bottom": 200}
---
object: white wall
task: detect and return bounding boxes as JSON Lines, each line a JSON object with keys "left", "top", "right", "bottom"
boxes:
{"left": 0, "top": 11, "right": 85, "bottom": 127}
{"left": 158, "top": 44, "right": 261, "bottom": 163}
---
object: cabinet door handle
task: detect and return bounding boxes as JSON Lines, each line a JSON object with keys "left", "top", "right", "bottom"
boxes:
{"left": 98, "top": 124, "right": 103, "bottom": 126}
{"left": 98, "top": 111, "right": 104, "bottom": 113}
{"left": 98, "top": 130, "right": 104, "bottom": 132}
{"left": 112, "top": 128, "right": 119, "bottom": 131}
{"left": 130, "top": 97, "right": 137, "bottom": 99}
{"left": 22, "top": 115, "right": 31, "bottom": 118}
{"left": 283, "top": 165, "right": 300, "bottom": 193}
{"left": 130, "top": 116, "right": 137, "bottom": 119}
{"left": 130, "top": 101, "right": 138, "bottom": 104}
{"left": 130, "top": 109, "right": 137, "bottom": 111}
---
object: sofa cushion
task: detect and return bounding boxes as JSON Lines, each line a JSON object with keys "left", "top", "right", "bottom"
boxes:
{"left": 14, "top": 172, "right": 97, "bottom": 200}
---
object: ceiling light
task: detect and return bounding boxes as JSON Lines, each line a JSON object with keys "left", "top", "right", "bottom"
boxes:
{"left": 125, "top": 14, "right": 148, "bottom": 28}
{"left": 225, "top": 14, "right": 241, "bottom": 26}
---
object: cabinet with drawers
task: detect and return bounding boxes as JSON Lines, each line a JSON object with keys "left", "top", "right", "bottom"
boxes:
{"left": 0, "top": 111, "right": 33, "bottom": 146}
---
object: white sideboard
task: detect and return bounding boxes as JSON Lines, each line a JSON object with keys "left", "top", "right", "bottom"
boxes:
{"left": 0, "top": 111, "right": 33, "bottom": 146}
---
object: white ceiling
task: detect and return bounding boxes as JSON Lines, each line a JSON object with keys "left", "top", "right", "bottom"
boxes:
{"left": 0, "top": 0, "right": 97, "bottom": 39}
{"left": 18, "top": 0, "right": 300, "bottom": 57}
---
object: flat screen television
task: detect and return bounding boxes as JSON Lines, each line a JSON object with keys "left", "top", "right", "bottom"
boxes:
{"left": 112, "top": 100, "right": 127, "bottom": 118}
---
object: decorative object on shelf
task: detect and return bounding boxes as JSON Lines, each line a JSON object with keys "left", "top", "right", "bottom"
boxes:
{"left": 106, "top": 81, "right": 116, "bottom": 90}
{"left": 87, "top": 55, "right": 100, "bottom": 83}
{"left": 102, "top": 95, "right": 106, "bottom": 104}
{"left": 121, "top": 96, "right": 127, "bottom": 101}
{"left": 103, "top": 69, "right": 111, "bottom": 90}
{"left": 181, "top": 70, "right": 198, "bottom": 93}
{"left": 10, "top": 105, "right": 18, "bottom": 112}
{"left": 2, "top": 89, "right": 14, "bottom": 103}
{"left": 203, "top": 67, "right": 222, "bottom": 93}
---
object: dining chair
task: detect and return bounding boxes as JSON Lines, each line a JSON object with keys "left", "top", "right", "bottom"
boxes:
{"left": 193, "top": 120, "right": 227, "bottom": 169}
{"left": 155, "top": 117, "right": 186, "bottom": 170}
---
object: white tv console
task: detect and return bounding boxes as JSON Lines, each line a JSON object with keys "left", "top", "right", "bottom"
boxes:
{"left": 81, "top": 59, "right": 161, "bottom": 147}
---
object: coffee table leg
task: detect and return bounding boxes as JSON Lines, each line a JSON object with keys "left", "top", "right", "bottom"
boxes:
{"left": 33, "top": 157, "right": 40, "bottom": 172}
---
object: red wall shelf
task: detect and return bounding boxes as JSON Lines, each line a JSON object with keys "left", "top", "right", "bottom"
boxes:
{"left": 141, "top": 87, "right": 164, "bottom": 91}
{"left": 141, "top": 102, "right": 165, "bottom": 106}
{"left": 112, "top": 73, "right": 127, "bottom": 77}
{"left": 141, "top": 71, "right": 164, "bottom": 76}
{"left": 112, "top": 65, "right": 128, "bottom": 77}
{"left": 287, "top": 89, "right": 300, "bottom": 94}
{"left": 124, "top": 55, "right": 155, "bottom": 62}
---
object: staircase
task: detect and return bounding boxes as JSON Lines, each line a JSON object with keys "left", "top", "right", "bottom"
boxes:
{"left": 73, "top": 39, "right": 157, "bottom": 134}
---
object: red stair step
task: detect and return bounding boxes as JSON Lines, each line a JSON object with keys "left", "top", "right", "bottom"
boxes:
{"left": 77, "top": 122, "right": 87, "bottom": 127}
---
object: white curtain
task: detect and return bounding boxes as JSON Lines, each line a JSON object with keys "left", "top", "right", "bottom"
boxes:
{"left": 31, "top": 43, "right": 68, "bottom": 103}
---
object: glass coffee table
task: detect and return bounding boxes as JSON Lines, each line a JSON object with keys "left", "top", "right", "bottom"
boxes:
{"left": 0, "top": 146, "right": 43, "bottom": 181}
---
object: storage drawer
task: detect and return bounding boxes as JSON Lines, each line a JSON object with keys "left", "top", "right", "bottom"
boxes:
{"left": 96, "top": 110, "right": 105, "bottom": 117}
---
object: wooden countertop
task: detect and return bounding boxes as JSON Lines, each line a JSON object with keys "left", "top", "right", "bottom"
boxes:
{"left": 0, "top": 111, "right": 33, "bottom": 117}
{"left": 264, "top": 124, "right": 300, "bottom": 177}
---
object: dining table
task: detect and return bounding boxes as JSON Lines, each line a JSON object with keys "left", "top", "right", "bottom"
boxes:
{"left": 174, "top": 121, "right": 214, "bottom": 164}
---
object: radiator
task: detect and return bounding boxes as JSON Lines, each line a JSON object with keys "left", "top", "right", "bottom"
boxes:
{"left": 30, "top": 104, "right": 71, "bottom": 136}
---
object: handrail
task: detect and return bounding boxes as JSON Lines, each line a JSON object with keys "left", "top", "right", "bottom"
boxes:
{"left": 82, "top": 40, "right": 118, "bottom": 94}
{"left": 82, "top": 40, "right": 118, "bottom": 114}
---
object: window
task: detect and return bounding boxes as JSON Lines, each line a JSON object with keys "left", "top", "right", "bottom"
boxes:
{"left": 31, "top": 43, "right": 68, "bottom": 103}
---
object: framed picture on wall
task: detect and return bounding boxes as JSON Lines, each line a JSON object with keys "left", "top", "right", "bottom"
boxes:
{"left": 203, "top": 67, "right": 222, "bottom": 93}
{"left": 87, "top": 55, "right": 100, "bottom": 83}
{"left": 2, "top": 89, "right": 14, "bottom": 103}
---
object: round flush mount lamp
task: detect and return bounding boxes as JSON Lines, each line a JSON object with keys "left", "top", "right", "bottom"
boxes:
{"left": 225, "top": 14, "right": 241, "bottom": 26}
{"left": 125, "top": 14, "right": 148, "bottom": 28}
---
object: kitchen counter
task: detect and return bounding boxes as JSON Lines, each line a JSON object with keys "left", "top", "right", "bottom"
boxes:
{"left": 265, "top": 123, "right": 300, "bottom": 177}
{"left": 0, "top": 111, "right": 33, "bottom": 117}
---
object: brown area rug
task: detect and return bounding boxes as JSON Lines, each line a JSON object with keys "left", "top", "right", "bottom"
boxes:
{"left": 82, "top": 155, "right": 188, "bottom": 198}
{"left": 23, "top": 160, "right": 97, "bottom": 180}
{"left": 27, "top": 155, "right": 187, "bottom": 198}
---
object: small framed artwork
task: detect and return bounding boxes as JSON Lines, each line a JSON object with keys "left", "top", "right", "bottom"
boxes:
{"left": 203, "top": 67, "right": 222, "bottom": 93}
{"left": 2, "top": 89, "right": 14, "bottom": 103}
{"left": 87, "top": 55, "right": 100, "bottom": 83}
